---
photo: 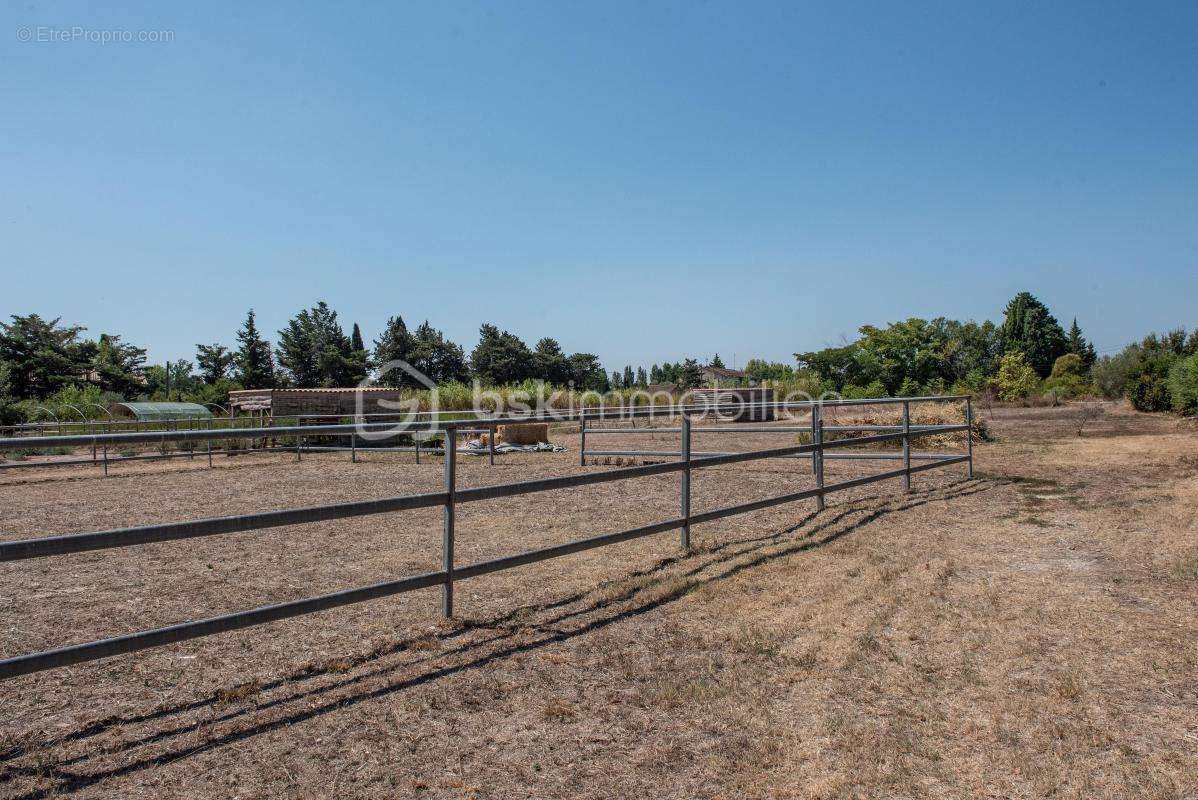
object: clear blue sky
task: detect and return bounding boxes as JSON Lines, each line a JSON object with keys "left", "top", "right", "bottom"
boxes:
{"left": 3, "top": 1, "right": 1196, "bottom": 369}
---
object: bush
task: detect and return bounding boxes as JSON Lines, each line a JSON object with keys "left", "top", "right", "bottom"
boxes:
{"left": 1040, "top": 353, "right": 1091, "bottom": 399}
{"left": 923, "top": 377, "right": 947, "bottom": 396}
{"left": 841, "top": 380, "right": 888, "bottom": 399}
{"left": 1091, "top": 348, "right": 1141, "bottom": 399}
{"left": 1167, "top": 353, "right": 1198, "bottom": 416}
{"left": 1128, "top": 350, "right": 1176, "bottom": 412}
{"left": 1049, "top": 353, "right": 1085, "bottom": 380}
{"left": 761, "top": 370, "right": 825, "bottom": 401}
{"left": 997, "top": 352, "right": 1040, "bottom": 402}
{"left": 38, "top": 384, "right": 121, "bottom": 421}
{"left": 1042, "top": 354, "right": 1087, "bottom": 398}
{"left": 0, "top": 360, "right": 26, "bottom": 426}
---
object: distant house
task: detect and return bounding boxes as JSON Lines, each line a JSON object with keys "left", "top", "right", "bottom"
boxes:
{"left": 701, "top": 366, "right": 754, "bottom": 387}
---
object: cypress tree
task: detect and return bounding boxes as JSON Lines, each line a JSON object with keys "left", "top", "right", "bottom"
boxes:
{"left": 1000, "top": 292, "right": 1068, "bottom": 377}
{"left": 234, "top": 309, "right": 276, "bottom": 389}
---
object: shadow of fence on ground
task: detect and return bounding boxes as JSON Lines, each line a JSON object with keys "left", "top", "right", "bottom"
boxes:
{"left": 0, "top": 478, "right": 993, "bottom": 799}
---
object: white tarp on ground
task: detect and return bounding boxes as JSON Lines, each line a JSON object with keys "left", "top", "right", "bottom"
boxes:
{"left": 459, "top": 440, "right": 567, "bottom": 456}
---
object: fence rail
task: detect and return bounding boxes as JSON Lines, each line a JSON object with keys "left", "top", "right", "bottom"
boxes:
{"left": 0, "top": 396, "right": 973, "bottom": 681}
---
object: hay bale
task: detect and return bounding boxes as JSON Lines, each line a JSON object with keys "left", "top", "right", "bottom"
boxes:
{"left": 497, "top": 423, "right": 549, "bottom": 445}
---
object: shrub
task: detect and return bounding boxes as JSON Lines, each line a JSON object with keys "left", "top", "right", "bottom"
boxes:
{"left": 1049, "top": 353, "right": 1085, "bottom": 380}
{"left": 922, "top": 377, "right": 947, "bottom": 396}
{"left": 0, "top": 360, "right": 28, "bottom": 426}
{"left": 1128, "top": 350, "right": 1176, "bottom": 412}
{"left": 1041, "top": 385, "right": 1070, "bottom": 406}
{"left": 1091, "top": 348, "right": 1141, "bottom": 399}
{"left": 1167, "top": 353, "right": 1198, "bottom": 416}
{"left": 1042, "top": 354, "right": 1090, "bottom": 399}
{"left": 997, "top": 352, "right": 1040, "bottom": 402}
{"left": 841, "top": 380, "right": 888, "bottom": 399}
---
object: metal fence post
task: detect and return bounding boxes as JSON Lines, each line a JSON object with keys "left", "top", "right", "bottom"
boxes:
{"left": 488, "top": 423, "right": 495, "bottom": 466}
{"left": 102, "top": 442, "right": 108, "bottom": 478}
{"left": 579, "top": 414, "right": 587, "bottom": 467}
{"left": 902, "top": 401, "right": 911, "bottom": 492}
{"left": 965, "top": 397, "right": 974, "bottom": 479}
{"left": 680, "top": 413, "right": 692, "bottom": 550}
{"left": 812, "top": 404, "right": 824, "bottom": 511}
{"left": 442, "top": 426, "right": 456, "bottom": 618}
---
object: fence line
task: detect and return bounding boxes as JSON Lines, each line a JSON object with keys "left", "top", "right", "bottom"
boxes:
{"left": 0, "top": 396, "right": 973, "bottom": 681}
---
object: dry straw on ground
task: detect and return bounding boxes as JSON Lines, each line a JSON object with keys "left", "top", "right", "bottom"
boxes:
{"left": 0, "top": 401, "right": 1195, "bottom": 798}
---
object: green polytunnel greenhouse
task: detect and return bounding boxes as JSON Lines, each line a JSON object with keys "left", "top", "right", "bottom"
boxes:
{"left": 107, "top": 402, "right": 215, "bottom": 421}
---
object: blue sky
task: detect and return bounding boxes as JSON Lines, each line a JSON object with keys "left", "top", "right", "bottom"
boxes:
{"left": 3, "top": 1, "right": 1196, "bottom": 369}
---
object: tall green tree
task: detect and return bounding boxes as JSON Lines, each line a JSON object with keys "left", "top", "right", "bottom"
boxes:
{"left": 372, "top": 316, "right": 416, "bottom": 386}
{"left": 744, "top": 359, "right": 795, "bottom": 382}
{"left": 999, "top": 292, "right": 1068, "bottom": 377}
{"left": 678, "top": 358, "right": 705, "bottom": 390}
{"left": 276, "top": 302, "right": 362, "bottom": 387}
{"left": 0, "top": 360, "right": 24, "bottom": 425}
{"left": 346, "top": 322, "right": 370, "bottom": 384}
{"left": 855, "top": 318, "right": 950, "bottom": 394}
{"left": 567, "top": 353, "right": 608, "bottom": 391}
{"left": 1067, "top": 318, "right": 1097, "bottom": 369}
{"left": 1126, "top": 330, "right": 1189, "bottom": 411}
{"left": 622, "top": 365, "right": 635, "bottom": 389}
{"left": 276, "top": 308, "right": 320, "bottom": 387}
{"left": 410, "top": 321, "right": 469, "bottom": 383}
{"left": 195, "top": 343, "right": 234, "bottom": 383}
{"left": 710, "top": 353, "right": 726, "bottom": 368}
{"left": 795, "top": 344, "right": 874, "bottom": 392}
{"left": 85, "top": 333, "right": 147, "bottom": 396}
{"left": 145, "top": 360, "right": 198, "bottom": 401}
{"left": 234, "top": 309, "right": 276, "bottom": 389}
{"left": 0, "top": 314, "right": 86, "bottom": 399}
{"left": 470, "top": 324, "right": 534, "bottom": 384}
{"left": 635, "top": 366, "right": 648, "bottom": 387}
{"left": 533, "top": 337, "right": 571, "bottom": 385}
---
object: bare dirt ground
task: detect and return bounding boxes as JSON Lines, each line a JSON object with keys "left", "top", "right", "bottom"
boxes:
{"left": 1, "top": 402, "right": 1196, "bottom": 799}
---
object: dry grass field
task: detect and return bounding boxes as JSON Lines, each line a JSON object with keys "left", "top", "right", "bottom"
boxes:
{"left": 1, "top": 402, "right": 1196, "bottom": 798}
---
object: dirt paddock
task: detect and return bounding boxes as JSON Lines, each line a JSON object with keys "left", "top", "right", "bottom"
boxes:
{"left": 1, "top": 402, "right": 1196, "bottom": 798}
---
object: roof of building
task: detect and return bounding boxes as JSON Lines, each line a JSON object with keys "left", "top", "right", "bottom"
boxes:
{"left": 228, "top": 387, "right": 404, "bottom": 395}
{"left": 702, "top": 366, "right": 749, "bottom": 379}
{"left": 108, "top": 401, "right": 214, "bottom": 421}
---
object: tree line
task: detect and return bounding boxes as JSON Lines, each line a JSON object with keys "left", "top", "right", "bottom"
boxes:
{"left": 784, "top": 290, "right": 1196, "bottom": 414}
{"left": 788, "top": 292, "right": 1092, "bottom": 398}
{"left": 0, "top": 304, "right": 615, "bottom": 422}
{"left": 3, "top": 290, "right": 1195, "bottom": 426}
